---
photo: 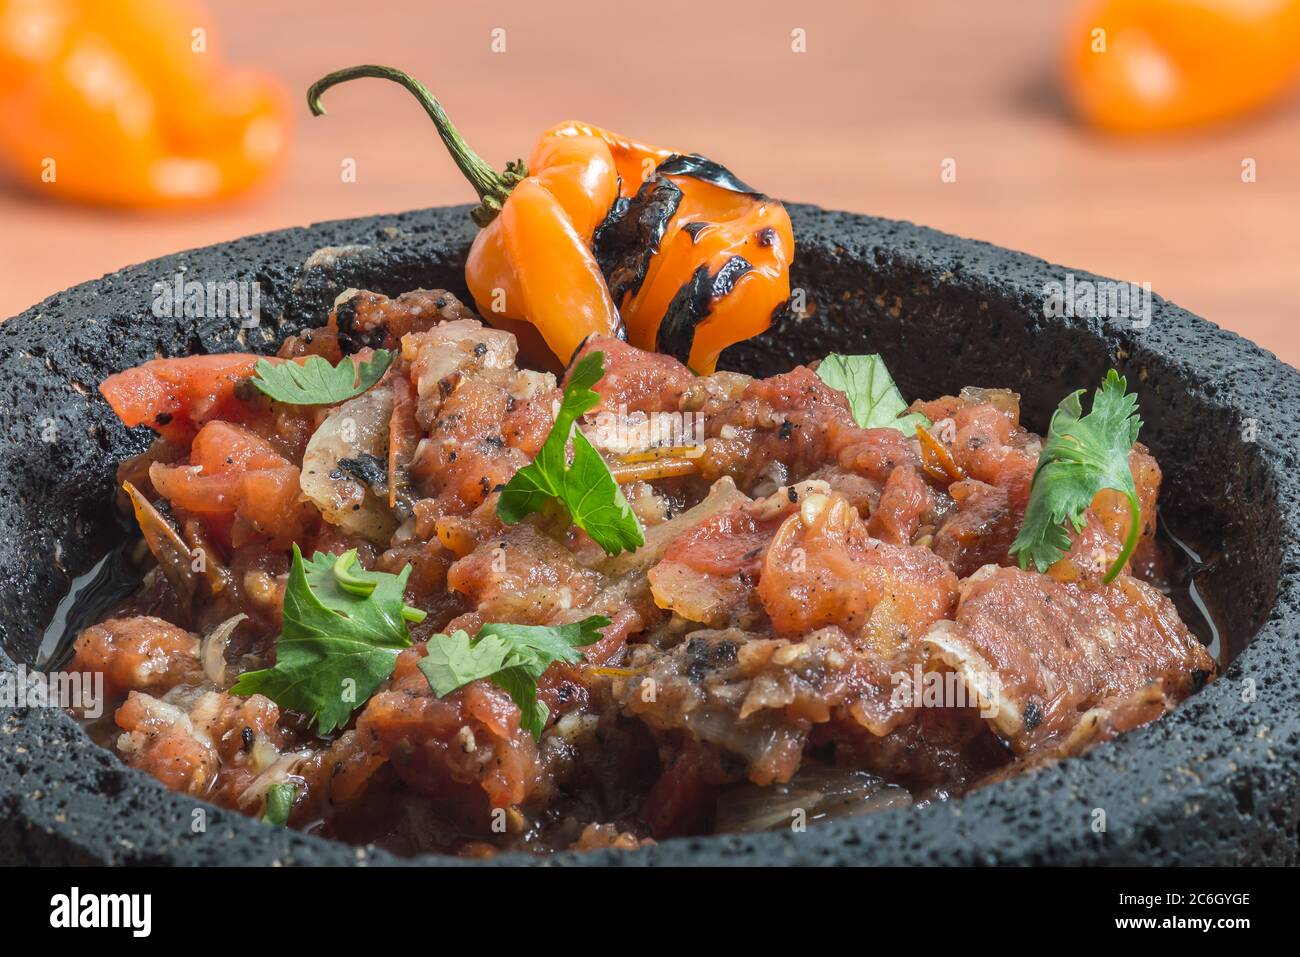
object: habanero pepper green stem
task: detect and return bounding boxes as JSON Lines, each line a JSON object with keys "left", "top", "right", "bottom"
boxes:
{"left": 306, "top": 64, "right": 526, "bottom": 227}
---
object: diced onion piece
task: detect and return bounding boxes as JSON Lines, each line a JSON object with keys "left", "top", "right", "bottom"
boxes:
{"left": 300, "top": 384, "right": 396, "bottom": 544}
{"left": 713, "top": 764, "right": 912, "bottom": 834}
{"left": 200, "top": 613, "right": 247, "bottom": 688}
{"left": 596, "top": 477, "right": 750, "bottom": 577}
{"left": 238, "top": 748, "right": 312, "bottom": 813}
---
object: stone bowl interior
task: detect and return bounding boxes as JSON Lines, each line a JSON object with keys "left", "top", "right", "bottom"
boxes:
{"left": 1, "top": 203, "right": 1297, "bottom": 866}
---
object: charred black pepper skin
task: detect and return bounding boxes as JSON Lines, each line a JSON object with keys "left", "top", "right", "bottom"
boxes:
{"left": 334, "top": 298, "right": 383, "bottom": 353}
{"left": 333, "top": 453, "right": 387, "bottom": 491}
{"left": 685, "top": 636, "right": 740, "bottom": 682}
{"left": 711, "top": 256, "right": 753, "bottom": 298}
{"left": 1023, "top": 699, "right": 1044, "bottom": 731}
{"left": 655, "top": 153, "right": 765, "bottom": 197}
{"left": 592, "top": 177, "right": 684, "bottom": 304}
{"left": 333, "top": 297, "right": 357, "bottom": 342}
{"left": 657, "top": 264, "right": 712, "bottom": 365}
{"left": 656, "top": 256, "right": 754, "bottom": 366}
{"left": 682, "top": 221, "right": 710, "bottom": 243}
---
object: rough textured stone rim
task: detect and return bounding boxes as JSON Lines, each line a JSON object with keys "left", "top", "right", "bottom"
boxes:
{"left": 1, "top": 203, "right": 1296, "bottom": 867}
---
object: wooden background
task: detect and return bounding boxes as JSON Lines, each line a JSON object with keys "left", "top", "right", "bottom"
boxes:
{"left": 2, "top": 0, "right": 1297, "bottom": 366}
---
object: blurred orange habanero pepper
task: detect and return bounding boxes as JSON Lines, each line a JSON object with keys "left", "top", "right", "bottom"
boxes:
{"left": 0, "top": 0, "right": 288, "bottom": 207}
{"left": 1064, "top": 0, "right": 1300, "bottom": 133}
{"left": 308, "top": 65, "right": 793, "bottom": 374}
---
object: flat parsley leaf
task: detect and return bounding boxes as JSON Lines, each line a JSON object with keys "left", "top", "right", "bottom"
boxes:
{"left": 251, "top": 350, "right": 394, "bottom": 405}
{"left": 1009, "top": 370, "right": 1143, "bottom": 582}
{"left": 816, "top": 354, "right": 930, "bottom": 435}
{"left": 231, "top": 546, "right": 426, "bottom": 734}
{"left": 496, "top": 351, "right": 644, "bottom": 555}
{"left": 418, "top": 616, "right": 609, "bottom": 739}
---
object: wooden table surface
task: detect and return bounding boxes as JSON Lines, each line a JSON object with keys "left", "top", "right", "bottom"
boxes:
{"left": 3, "top": 0, "right": 1297, "bottom": 366}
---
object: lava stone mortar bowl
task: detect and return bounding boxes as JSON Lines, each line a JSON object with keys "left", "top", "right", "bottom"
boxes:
{"left": 2, "top": 204, "right": 1297, "bottom": 866}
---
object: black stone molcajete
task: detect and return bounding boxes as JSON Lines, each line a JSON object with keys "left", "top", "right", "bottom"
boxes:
{"left": 1, "top": 204, "right": 1296, "bottom": 866}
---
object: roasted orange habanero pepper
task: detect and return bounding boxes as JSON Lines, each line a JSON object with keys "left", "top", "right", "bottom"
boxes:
{"left": 1064, "top": 0, "right": 1300, "bottom": 133}
{"left": 308, "top": 66, "right": 793, "bottom": 374}
{"left": 0, "top": 0, "right": 288, "bottom": 208}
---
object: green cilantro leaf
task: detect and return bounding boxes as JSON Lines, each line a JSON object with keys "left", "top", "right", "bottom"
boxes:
{"left": 496, "top": 351, "right": 644, "bottom": 555}
{"left": 251, "top": 350, "right": 394, "bottom": 405}
{"left": 262, "top": 782, "right": 296, "bottom": 827}
{"left": 418, "top": 616, "right": 609, "bottom": 739}
{"left": 231, "top": 546, "right": 426, "bottom": 734}
{"left": 1009, "top": 370, "right": 1143, "bottom": 583}
{"left": 815, "top": 353, "right": 930, "bottom": 435}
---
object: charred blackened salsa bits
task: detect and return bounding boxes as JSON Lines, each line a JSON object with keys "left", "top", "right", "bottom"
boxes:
{"left": 64, "top": 71, "right": 1216, "bottom": 856}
